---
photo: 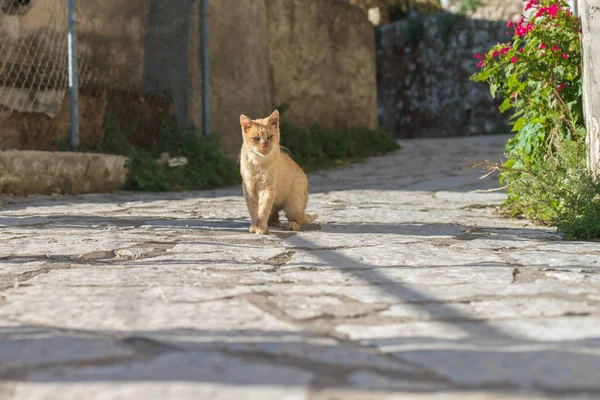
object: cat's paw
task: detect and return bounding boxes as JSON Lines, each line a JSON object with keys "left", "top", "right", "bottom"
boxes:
{"left": 255, "top": 227, "right": 270, "bottom": 235}
{"left": 288, "top": 221, "right": 301, "bottom": 231}
{"left": 249, "top": 224, "right": 258, "bottom": 233}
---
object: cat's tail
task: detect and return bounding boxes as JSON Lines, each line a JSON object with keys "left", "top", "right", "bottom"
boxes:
{"left": 303, "top": 213, "right": 318, "bottom": 224}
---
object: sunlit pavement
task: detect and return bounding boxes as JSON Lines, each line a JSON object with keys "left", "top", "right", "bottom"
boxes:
{"left": 1, "top": 135, "right": 599, "bottom": 400}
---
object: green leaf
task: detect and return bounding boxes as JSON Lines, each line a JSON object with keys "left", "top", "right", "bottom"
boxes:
{"left": 512, "top": 116, "right": 526, "bottom": 132}
{"left": 499, "top": 97, "right": 512, "bottom": 113}
{"left": 554, "top": 65, "right": 565, "bottom": 80}
{"left": 490, "top": 82, "right": 498, "bottom": 98}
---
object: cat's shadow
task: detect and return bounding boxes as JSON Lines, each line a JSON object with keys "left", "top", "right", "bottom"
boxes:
{"left": 269, "top": 222, "right": 322, "bottom": 238}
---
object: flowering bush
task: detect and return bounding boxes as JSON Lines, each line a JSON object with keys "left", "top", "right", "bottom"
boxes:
{"left": 472, "top": 0, "right": 584, "bottom": 169}
{"left": 470, "top": 0, "right": 600, "bottom": 239}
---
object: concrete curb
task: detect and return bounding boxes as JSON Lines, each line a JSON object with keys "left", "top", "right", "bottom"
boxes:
{"left": 0, "top": 150, "right": 128, "bottom": 195}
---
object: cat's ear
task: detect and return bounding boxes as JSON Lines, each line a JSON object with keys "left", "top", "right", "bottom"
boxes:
{"left": 268, "top": 110, "right": 279, "bottom": 127}
{"left": 240, "top": 114, "right": 252, "bottom": 133}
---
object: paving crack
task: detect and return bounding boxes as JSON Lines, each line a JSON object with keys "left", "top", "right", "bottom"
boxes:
{"left": 241, "top": 292, "right": 453, "bottom": 384}
{"left": 499, "top": 251, "right": 555, "bottom": 284}
{"left": 1, "top": 262, "right": 75, "bottom": 291}
{"left": 252, "top": 251, "right": 295, "bottom": 272}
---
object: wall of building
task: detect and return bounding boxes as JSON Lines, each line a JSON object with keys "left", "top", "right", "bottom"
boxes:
{"left": 0, "top": 0, "right": 378, "bottom": 157}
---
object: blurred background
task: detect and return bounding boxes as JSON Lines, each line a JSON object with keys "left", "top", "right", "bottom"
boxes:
{"left": 0, "top": 0, "right": 577, "bottom": 189}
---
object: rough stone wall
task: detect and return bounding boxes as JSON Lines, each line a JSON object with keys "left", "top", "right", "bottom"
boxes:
{"left": 0, "top": 0, "right": 378, "bottom": 158}
{"left": 377, "top": 13, "right": 511, "bottom": 138}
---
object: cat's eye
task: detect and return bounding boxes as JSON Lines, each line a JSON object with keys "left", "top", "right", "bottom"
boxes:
{"left": 267, "top": 135, "right": 274, "bottom": 141}
{"left": 253, "top": 137, "right": 260, "bottom": 142}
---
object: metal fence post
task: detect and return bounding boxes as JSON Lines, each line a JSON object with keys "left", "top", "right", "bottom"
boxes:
{"left": 68, "top": 0, "right": 79, "bottom": 150}
{"left": 201, "top": 0, "right": 209, "bottom": 136}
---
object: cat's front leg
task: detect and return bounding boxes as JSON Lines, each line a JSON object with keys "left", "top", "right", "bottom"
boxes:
{"left": 243, "top": 183, "right": 259, "bottom": 233}
{"left": 256, "top": 186, "right": 276, "bottom": 235}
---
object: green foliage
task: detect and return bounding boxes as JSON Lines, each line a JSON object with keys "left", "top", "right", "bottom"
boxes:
{"left": 88, "top": 107, "right": 399, "bottom": 192}
{"left": 95, "top": 116, "right": 240, "bottom": 192}
{"left": 504, "top": 142, "right": 600, "bottom": 240}
{"left": 101, "top": 115, "right": 133, "bottom": 156}
{"left": 472, "top": 0, "right": 583, "bottom": 169}
{"left": 277, "top": 104, "right": 400, "bottom": 172}
{"left": 556, "top": 171, "right": 600, "bottom": 240}
{"left": 471, "top": 0, "right": 600, "bottom": 239}
{"left": 281, "top": 123, "right": 400, "bottom": 172}
{"left": 131, "top": 120, "right": 240, "bottom": 191}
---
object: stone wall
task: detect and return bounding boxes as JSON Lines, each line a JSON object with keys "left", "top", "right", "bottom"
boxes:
{"left": 0, "top": 0, "right": 378, "bottom": 157}
{"left": 377, "top": 13, "right": 511, "bottom": 138}
{"left": 208, "top": 0, "right": 378, "bottom": 155}
{"left": 266, "top": 0, "right": 378, "bottom": 136}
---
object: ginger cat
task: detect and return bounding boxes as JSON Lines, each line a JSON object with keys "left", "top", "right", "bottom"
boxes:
{"left": 239, "top": 110, "right": 316, "bottom": 234}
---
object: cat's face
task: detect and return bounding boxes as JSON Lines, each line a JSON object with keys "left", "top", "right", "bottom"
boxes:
{"left": 240, "top": 110, "right": 280, "bottom": 157}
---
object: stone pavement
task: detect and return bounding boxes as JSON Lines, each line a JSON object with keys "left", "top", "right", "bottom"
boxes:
{"left": 1, "top": 135, "right": 599, "bottom": 400}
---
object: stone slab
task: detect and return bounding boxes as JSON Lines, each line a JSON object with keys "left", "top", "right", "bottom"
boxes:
{"left": 1, "top": 136, "right": 599, "bottom": 399}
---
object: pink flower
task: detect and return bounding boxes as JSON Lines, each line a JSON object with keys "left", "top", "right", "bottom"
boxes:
{"left": 552, "top": 45, "right": 560, "bottom": 51}
{"left": 474, "top": 52, "right": 482, "bottom": 59}
{"left": 477, "top": 60, "right": 485, "bottom": 68}
{"left": 492, "top": 50, "right": 499, "bottom": 57}
{"left": 547, "top": 4, "right": 559, "bottom": 18}
{"left": 515, "top": 20, "right": 534, "bottom": 37}
{"left": 535, "top": 4, "right": 560, "bottom": 18}
{"left": 562, "top": 53, "right": 569, "bottom": 59}
{"left": 558, "top": 83, "right": 566, "bottom": 91}
{"left": 518, "top": 48, "right": 524, "bottom": 54}
{"left": 525, "top": 0, "right": 540, "bottom": 11}
{"left": 540, "top": 43, "right": 546, "bottom": 50}
{"left": 507, "top": 21, "right": 514, "bottom": 27}
{"left": 499, "top": 46, "right": 511, "bottom": 54}
{"left": 511, "top": 56, "right": 518, "bottom": 64}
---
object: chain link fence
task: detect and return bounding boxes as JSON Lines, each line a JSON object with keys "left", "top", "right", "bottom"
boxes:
{"left": 0, "top": 0, "right": 177, "bottom": 151}
{"left": 0, "top": 1, "right": 68, "bottom": 132}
